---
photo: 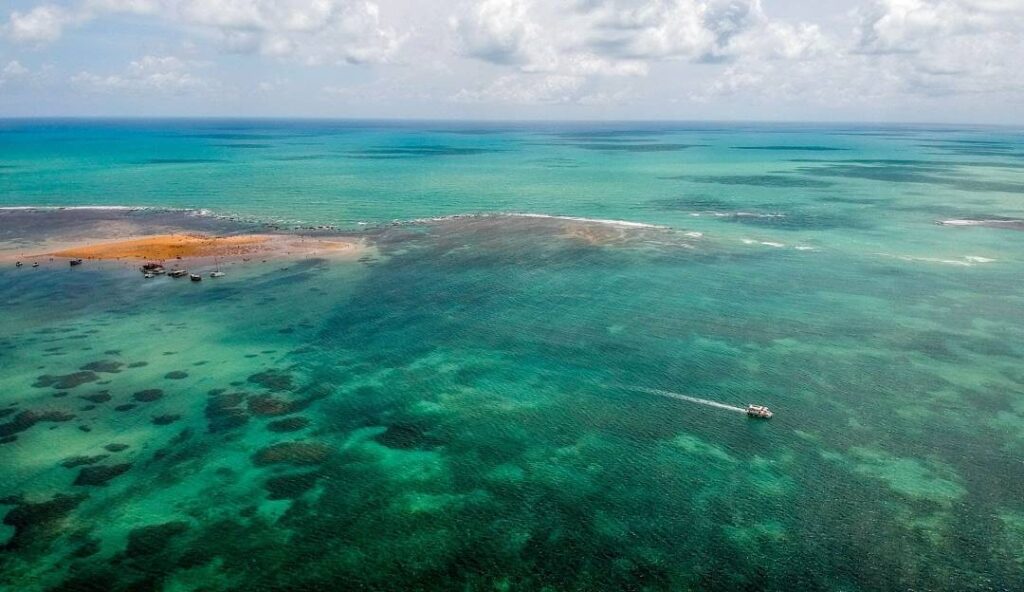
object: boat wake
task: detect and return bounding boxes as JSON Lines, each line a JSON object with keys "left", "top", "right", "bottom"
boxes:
{"left": 627, "top": 386, "right": 747, "bottom": 414}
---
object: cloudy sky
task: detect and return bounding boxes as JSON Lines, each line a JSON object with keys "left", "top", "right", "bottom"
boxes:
{"left": 1, "top": 0, "right": 1022, "bottom": 122}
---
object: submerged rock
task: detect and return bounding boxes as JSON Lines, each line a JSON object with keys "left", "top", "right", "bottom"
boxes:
{"left": 132, "top": 389, "right": 164, "bottom": 403}
{"left": 247, "top": 369, "right": 294, "bottom": 392}
{"left": 127, "top": 361, "right": 148, "bottom": 368}
{"left": 114, "top": 404, "right": 137, "bottom": 412}
{"left": 104, "top": 443, "right": 130, "bottom": 452}
{"left": 266, "top": 416, "right": 311, "bottom": 433}
{"left": 71, "top": 537, "right": 101, "bottom": 558}
{"left": 164, "top": 371, "right": 188, "bottom": 380}
{"left": 79, "top": 391, "right": 112, "bottom": 403}
{"left": 61, "top": 454, "right": 109, "bottom": 468}
{"left": 152, "top": 414, "right": 181, "bottom": 426}
{"left": 205, "top": 392, "right": 249, "bottom": 433}
{"left": 375, "top": 422, "right": 445, "bottom": 450}
{"left": 252, "top": 441, "right": 330, "bottom": 466}
{"left": 0, "top": 409, "right": 76, "bottom": 437}
{"left": 2, "top": 493, "right": 88, "bottom": 551}
{"left": 74, "top": 463, "right": 132, "bottom": 486}
{"left": 33, "top": 371, "right": 99, "bottom": 390}
{"left": 125, "top": 521, "right": 189, "bottom": 557}
{"left": 264, "top": 471, "right": 320, "bottom": 500}
{"left": 80, "top": 360, "right": 123, "bottom": 374}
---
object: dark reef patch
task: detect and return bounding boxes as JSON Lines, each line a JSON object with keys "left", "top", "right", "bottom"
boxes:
{"left": 127, "top": 361, "right": 148, "bottom": 368}
{"left": 164, "top": 371, "right": 188, "bottom": 380}
{"left": 114, "top": 404, "right": 136, "bottom": 412}
{"left": 731, "top": 145, "right": 849, "bottom": 151}
{"left": 79, "top": 391, "right": 112, "bottom": 404}
{"left": 266, "top": 416, "right": 311, "bottom": 433}
{"left": 104, "top": 443, "right": 130, "bottom": 452}
{"left": 342, "top": 145, "right": 502, "bottom": 159}
{"left": 1, "top": 493, "right": 88, "bottom": 551}
{"left": 80, "top": 360, "right": 123, "bottom": 373}
{"left": 666, "top": 174, "right": 834, "bottom": 188}
{"left": 569, "top": 142, "right": 702, "bottom": 152}
{"left": 71, "top": 537, "right": 101, "bottom": 558}
{"left": 205, "top": 392, "right": 249, "bottom": 433}
{"left": 253, "top": 441, "right": 330, "bottom": 466}
{"left": 650, "top": 196, "right": 865, "bottom": 230}
{"left": 152, "top": 414, "right": 182, "bottom": 426}
{"left": 124, "top": 521, "right": 189, "bottom": 557}
{"left": 248, "top": 369, "right": 294, "bottom": 391}
{"left": 375, "top": 422, "right": 446, "bottom": 450}
{"left": 133, "top": 389, "right": 164, "bottom": 402}
{"left": 133, "top": 158, "right": 229, "bottom": 165}
{"left": 61, "top": 454, "right": 109, "bottom": 468}
{"left": 74, "top": 463, "right": 132, "bottom": 486}
{"left": 0, "top": 409, "right": 76, "bottom": 437}
{"left": 264, "top": 472, "right": 320, "bottom": 500}
{"left": 33, "top": 371, "right": 99, "bottom": 390}
{"left": 795, "top": 163, "right": 1024, "bottom": 193}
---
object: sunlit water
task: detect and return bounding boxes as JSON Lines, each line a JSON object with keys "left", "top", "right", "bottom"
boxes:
{"left": 1, "top": 120, "right": 1023, "bottom": 591}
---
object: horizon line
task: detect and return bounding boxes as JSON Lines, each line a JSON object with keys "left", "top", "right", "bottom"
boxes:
{"left": 0, "top": 115, "right": 1022, "bottom": 129}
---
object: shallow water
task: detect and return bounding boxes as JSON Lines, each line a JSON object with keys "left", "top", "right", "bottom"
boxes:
{"left": 1, "top": 121, "right": 1024, "bottom": 591}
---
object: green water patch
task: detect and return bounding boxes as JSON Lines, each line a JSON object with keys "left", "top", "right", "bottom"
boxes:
{"left": 667, "top": 174, "right": 834, "bottom": 188}
{"left": 795, "top": 163, "right": 1024, "bottom": 193}
{"left": 835, "top": 447, "right": 967, "bottom": 506}
{"left": 342, "top": 145, "right": 504, "bottom": 159}
{"left": 731, "top": 145, "right": 849, "bottom": 151}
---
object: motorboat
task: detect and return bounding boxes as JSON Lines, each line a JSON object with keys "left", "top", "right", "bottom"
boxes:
{"left": 210, "top": 271, "right": 225, "bottom": 278}
{"left": 168, "top": 269, "right": 188, "bottom": 278}
{"left": 746, "top": 404, "right": 773, "bottom": 419}
{"left": 190, "top": 274, "right": 202, "bottom": 282}
{"left": 69, "top": 259, "right": 83, "bottom": 267}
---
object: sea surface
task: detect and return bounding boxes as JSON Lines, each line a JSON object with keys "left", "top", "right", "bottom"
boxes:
{"left": 1, "top": 120, "right": 1024, "bottom": 591}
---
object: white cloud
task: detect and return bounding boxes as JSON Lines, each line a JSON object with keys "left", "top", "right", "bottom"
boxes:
{"left": 855, "top": 0, "right": 1024, "bottom": 54}
{"left": 452, "top": 73, "right": 586, "bottom": 104}
{"left": 0, "top": 59, "right": 31, "bottom": 87}
{"left": 72, "top": 55, "right": 206, "bottom": 93}
{"left": 5, "top": 1, "right": 404, "bottom": 64}
{"left": 4, "top": 5, "right": 82, "bottom": 44}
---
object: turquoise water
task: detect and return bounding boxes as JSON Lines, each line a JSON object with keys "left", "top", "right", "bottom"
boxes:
{"left": 2, "top": 120, "right": 1024, "bottom": 590}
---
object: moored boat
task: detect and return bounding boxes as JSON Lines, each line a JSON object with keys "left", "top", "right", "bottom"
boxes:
{"left": 168, "top": 269, "right": 188, "bottom": 278}
{"left": 190, "top": 273, "right": 202, "bottom": 282}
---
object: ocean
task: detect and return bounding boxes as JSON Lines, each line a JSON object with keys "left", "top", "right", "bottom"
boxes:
{"left": 1, "top": 119, "right": 1023, "bottom": 590}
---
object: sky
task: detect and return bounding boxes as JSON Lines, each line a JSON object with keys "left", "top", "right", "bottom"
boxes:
{"left": 0, "top": 0, "right": 1022, "bottom": 123}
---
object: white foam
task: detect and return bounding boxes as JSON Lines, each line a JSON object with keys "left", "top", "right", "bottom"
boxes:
{"left": 683, "top": 231, "right": 703, "bottom": 238}
{"left": 760, "top": 241, "right": 785, "bottom": 248}
{"left": 794, "top": 245, "right": 816, "bottom": 251}
{"left": 629, "top": 387, "right": 747, "bottom": 414}
{"left": 0, "top": 205, "right": 140, "bottom": 211}
{"left": 403, "top": 212, "right": 667, "bottom": 230}
{"left": 877, "top": 253, "right": 995, "bottom": 267}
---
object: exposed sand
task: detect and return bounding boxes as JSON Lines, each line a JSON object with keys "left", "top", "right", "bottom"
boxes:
{"left": 4, "top": 233, "right": 368, "bottom": 264}
{"left": 49, "top": 234, "right": 268, "bottom": 260}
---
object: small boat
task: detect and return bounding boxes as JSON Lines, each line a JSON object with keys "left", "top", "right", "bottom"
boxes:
{"left": 190, "top": 274, "right": 202, "bottom": 282}
{"left": 141, "top": 262, "right": 165, "bottom": 274}
{"left": 168, "top": 269, "right": 188, "bottom": 278}
{"left": 69, "top": 259, "right": 83, "bottom": 267}
{"left": 210, "top": 271, "right": 225, "bottom": 278}
{"left": 32, "top": 262, "right": 39, "bottom": 268}
{"left": 143, "top": 273, "right": 155, "bottom": 279}
{"left": 746, "top": 404, "right": 773, "bottom": 419}
{"left": 15, "top": 261, "right": 22, "bottom": 267}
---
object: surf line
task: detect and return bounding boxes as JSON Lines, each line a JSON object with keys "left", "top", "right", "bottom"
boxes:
{"left": 627, "top": 386, "right": 747, "bottom": 414}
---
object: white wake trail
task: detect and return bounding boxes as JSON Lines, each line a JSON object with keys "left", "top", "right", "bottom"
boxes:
{"left": 628, "top": 387, "right": 747, "bottom": 414}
